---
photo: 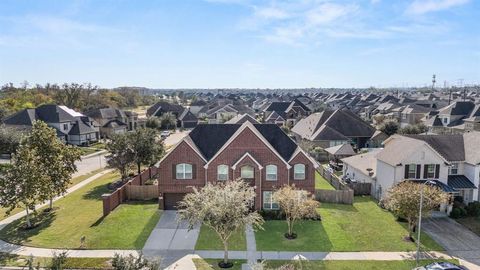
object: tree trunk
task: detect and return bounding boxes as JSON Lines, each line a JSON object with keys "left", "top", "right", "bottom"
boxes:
{"left": 223, "top": 240, "right": 229, "bottom": 265}
{"left": 137, "top": 163, "right": 141, "bottom": 174}
{"left": 408, "top": 218, "right": 414, "bottom": 239}
{"left": 288, "top": 219, "right": 292, "bottom": 236}
{"left": 49, "top": 197, "right": 53, "bottom": 210}
{"left": 25, "top": 207, "right": 31, "bottom": 228}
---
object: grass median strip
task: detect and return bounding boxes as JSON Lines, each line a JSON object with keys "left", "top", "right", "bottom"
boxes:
{"left": 0, "top": 172, "right": 161, "bottom": 249}
{"left": 315, "top": 171, "right": 335, "bottom": 190}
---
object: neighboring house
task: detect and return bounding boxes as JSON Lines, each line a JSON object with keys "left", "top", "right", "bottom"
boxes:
{"left": 201, "top": 104, "right": 255, "bottom": 124}
{"left": 398, "top": 104, "right": 432, "bottom": 128}
{"left": 425, "top": 101, "right": 475, "bottom": 134}
{"left": 291, "top": 109, "right": 377, "bottom": 149}
{"left": 225, "top": 113, "right": 259, "bottom": 124}
{"left": 189, "top": 100, "right": 207, "bottom": 116}
{"left": 85, "top": 108, "right": 139, "bottom": 138}
{"left": 264, "top": 99, "right": 311, "bottom": 127}
{"left": 4, "top": 104, "right": 99, "bottom": 146}
{"left": 147, "top": 101, "right": 198, "bottom": 129}
{"left": 342, "top": 149, "right": 381, "bottom": 186}
{"left": 156, "top": 122, "right": 318, "bottom": 210}
{"left": 372, "top": 133, "right": 480, "bottom": 203}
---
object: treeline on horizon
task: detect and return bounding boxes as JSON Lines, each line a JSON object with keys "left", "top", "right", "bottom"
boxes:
{"left": 0, "top": 82, "right": 160, "bottom": 122}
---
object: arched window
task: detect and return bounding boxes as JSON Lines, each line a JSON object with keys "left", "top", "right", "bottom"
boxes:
{"left": 241, "top": 165, "right": 254, "bottom": 179}
{"left": 294, "top": 164, "right": 305, "bottom": 180}
{"left": 266, "top": 165, "right": 277, "bottom": 181}
{"left": 217, "top": 165, "right": 229, "bottom": 181}
{"left": 176, "top": 163, "right": 192, "bottom": 179}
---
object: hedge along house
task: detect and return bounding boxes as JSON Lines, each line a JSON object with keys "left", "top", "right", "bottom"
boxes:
{"left": 156, "top": 122, "right": 319, "bottom": 210}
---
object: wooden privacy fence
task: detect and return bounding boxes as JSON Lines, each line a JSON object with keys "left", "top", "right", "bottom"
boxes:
{"left": 126, "top": 185, "right": 158, "bottom": 200}
{"left": 315, "top": 189, "right": 354, "bottom": 204}
{"left": 102, "top": 166, "right": 158, "bottom": 217}
{"left": 348, "top": 182, "right": 372, "bottom": 196}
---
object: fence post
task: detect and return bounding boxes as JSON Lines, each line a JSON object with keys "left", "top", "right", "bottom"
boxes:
{"left": 101, "top": 194, "right": 111, "bottom": 217}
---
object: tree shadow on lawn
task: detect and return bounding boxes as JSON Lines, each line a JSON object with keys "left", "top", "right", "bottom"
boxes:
{"left": 82, "top": 184, "right": 111, "bottom": 201}
{"left": 0, "top": 210, "right": 56, "bottom": 245}
{"left": 319, "top": 202, "right": 359, "bottom": 212}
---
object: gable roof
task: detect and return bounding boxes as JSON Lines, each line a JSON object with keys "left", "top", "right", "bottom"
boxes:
{"left": 292, "top": 109, "right": 375, "bottom": 140}
{"left": 147, "top": 102, "right": 185, "bottom": 117}
{"left": 406, "top": 134, "right": 465, "bottom": 162}
{"left": 225, "top": 114, "right": 259, "bottom": 124}
{"left": 325, "top": 143, "right": 356, "bottom": 156}
{"left": 439, "top": 101, "right": 475, "bottom": 116}
{"left": 187, "top": 123, "right": 298, "bottom": 162}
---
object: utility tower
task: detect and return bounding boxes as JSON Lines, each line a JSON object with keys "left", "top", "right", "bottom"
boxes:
{"left": 432, "top": 74, "right": 436, "bottom": 90}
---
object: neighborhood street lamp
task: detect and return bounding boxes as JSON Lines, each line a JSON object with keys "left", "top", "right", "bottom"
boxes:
{"left": 416, "top": 180, "right": 436, "bottom": 266}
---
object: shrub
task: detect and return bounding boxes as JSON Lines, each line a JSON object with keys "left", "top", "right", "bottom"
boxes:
{"left": 49, "top": 251, "right": 68, "bottom": 270}
{"left": 450, "top": 207, "right": 467, "bottom": 219}
{"left": 466, "top": 201, "right": 480, "bottom": 217}
{"left": 259, "top": 210, "right": 285, "bottom": 220}
{"left": 111, "top": 253, "right": 159, "bottom": 270}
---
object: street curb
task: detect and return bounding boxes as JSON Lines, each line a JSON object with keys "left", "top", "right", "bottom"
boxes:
{"left": 81, "top": 150, "right": 107, "bottom": 159}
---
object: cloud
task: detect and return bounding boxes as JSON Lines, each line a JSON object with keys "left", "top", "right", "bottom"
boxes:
{"left": 306, "top": 3, "right": 358, "bottom": 26}
{"left": 407, "top": 0, "right": 470, "bottom": 15}
{"left": 254, "top": 6, "right": 291, "bottom": 20}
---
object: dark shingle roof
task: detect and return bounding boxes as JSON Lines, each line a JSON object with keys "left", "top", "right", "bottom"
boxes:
{"left": 406, "top": 134, "right": 465, "bottom": 161}
{"left": 448, "top": 175, "right": 477, "bottom": 189}
{"left": 439, "top": 101, "right": 475, "bottom": 116}
{"left": 147, "top": 102, "right": 185, "bottom": 117}
{"left": 4, "top": 109, "right": 37, "bottom": 126}
{"left": 188, "top": 124, "right": 297, "bottom": 161}
{"left": 35, "top": 104, "right": 76, "bottom": 122}
{"left": 69, "top": 119, "right": 97, "bottom": 135}
{"left": 265, "top": 102, "right": 291, "bottom": 112}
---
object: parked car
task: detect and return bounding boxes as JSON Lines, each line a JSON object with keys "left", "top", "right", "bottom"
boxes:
{"left": 160, "top": 131, "right": 171, "bottom": 138}
{"left": 413, "top": 262, "right": 468, "bottom": 270}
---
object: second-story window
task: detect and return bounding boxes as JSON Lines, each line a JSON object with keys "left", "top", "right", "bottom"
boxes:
{"left": 424, "top": 164, "right": 439, "bottom": 179}
{"left": 63, "top": 123, "right": 69, "bottom": 130}
{"left": 294, "top": 164, "right": 305, "bottom": 180}
{"left": 241, "top": 165, "right": 254, "bottom": 179}
{"left": 407, "top": 164, "right": 417, "bottom": 179}
{"left": 449, "top": 163, "right": 458, "bottom": 175}
{"left": 217, "top": 165, "right": 228, "bottom": 181}
{"left": 266, "top": 165, "right": 277, "bottom": 181}
{"left": 176, "top": 163, "right": 192, "bottom": 179}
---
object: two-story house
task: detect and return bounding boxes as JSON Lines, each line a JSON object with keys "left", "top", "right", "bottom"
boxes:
{"left": 156, "top": 122, "right": 318, "bottom": 210}
{"left": 85, "top": 108, "right": 139, "bottom": 138}
{"left": 374, "top": 133, "right": 479, "bottom": 203}
{"left": 263, "top": 99, "right": 311, "bottom": 127}
{"left": 4, "top": 104, "right": 99, "bottom": 146}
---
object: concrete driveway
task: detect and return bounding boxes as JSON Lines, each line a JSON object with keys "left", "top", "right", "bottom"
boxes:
{"left": 423, "top": 218, "right": 480, "bottom": 267}
{"left": 143, "top": 210, "right": 200, "bottom": 268}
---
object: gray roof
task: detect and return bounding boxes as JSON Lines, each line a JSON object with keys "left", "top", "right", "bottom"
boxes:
{"left": 448, "top": 175, "right": 477, "bottom": 189}
{"left": 406, "top": 134, "right": 465, "bottom": 162}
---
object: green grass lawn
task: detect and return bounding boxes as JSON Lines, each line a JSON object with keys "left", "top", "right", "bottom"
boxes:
{"left": 195, "top": 225, "right": 247, "bottom": 250}
{"left": 193, "top": 258, "right": 245, "bottom": 270}
{"left": 456, "top": 216, "right": 480, "bottom": 236}
{"left": 263, "top": 259, "right": 459, "bottom": 270}
{"left": 255, "top": 196, "right": 442, "bottom": 252}
{"left": 315, "top": 171, "right": 335, "bottom": 190}
{"left": 0, "top": 168, "right": 106, "bottom": 221}
{"left": 0, "top": 252, "right": 110, "bottom": 269}
{"left": 0, "top": 172, "right": 161, "bottom": 249}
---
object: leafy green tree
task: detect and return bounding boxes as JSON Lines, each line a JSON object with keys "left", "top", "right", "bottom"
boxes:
{"left": 106, "top": 133, "right": 135, "bottom": 180}
{"left": 159, "top": 112, "right": 177, "bottom": 130}
{"left": 0, "top": 143, "right": 43, "bottom": 228}
{"left": 178, "top": 180, "right": 264, "bottom": 267}
{"left": 378, "top": 119, "right": 399, "bottom": 136}
{"left": 0, "top": 126, "right": 24, "bottom": 154}
{"left": 130, "top": 128, "right": 164, "bottom": 174}
{"left": 145, "top": 117, "right": 161, "bottom": 130}
{"left": 26, "top": 121, "right": 81, "bottom": 209}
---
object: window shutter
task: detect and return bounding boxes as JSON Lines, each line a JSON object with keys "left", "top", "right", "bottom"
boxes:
{"left": 404, "top": 165, "right": 409, "bottom": 179}
{"left": 304, "top": 164, "right": 309, "bottom": 179}
{"left": 192, "top": 164, "right": 197, "bottom": 179}
{"left": 435, "top": 164, "right": 440, "bottom": 179}
{"left": 416, "top": 165, "right": 421, "bottom": 179}
{"left": 423, "top": 165, "right": 428, "bottom": 179}
{"left": 172, "top": 164, "right": 176, "bottom": 179}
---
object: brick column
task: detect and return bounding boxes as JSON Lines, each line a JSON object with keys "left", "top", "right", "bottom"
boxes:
{"left": 101, "top": 194, "right": 111, "bottom": 217}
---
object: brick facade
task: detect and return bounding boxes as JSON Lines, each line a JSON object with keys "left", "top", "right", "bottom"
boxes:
{"left": 157, "top": 125, "right": 316, "bottom": 210}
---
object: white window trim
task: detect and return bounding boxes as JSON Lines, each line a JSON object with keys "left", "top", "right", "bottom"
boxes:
{"left": 408, "top": 164, "right": 417, "bottom": 179}
{"left": 266, "top": 165, "right": 277, "bottom": 181}
{"left": 176, "top": 163, "right": 193, "bottom": 180}
{"left": 294, "top": 164, "right": 306, "bottom": 180}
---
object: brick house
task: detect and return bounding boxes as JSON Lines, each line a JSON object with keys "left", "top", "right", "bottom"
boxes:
{"left": 157, "top": 122, "right": 318, "bottom": 210}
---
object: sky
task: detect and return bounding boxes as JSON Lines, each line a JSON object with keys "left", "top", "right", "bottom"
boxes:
{"left": 0, "top": 0, "right": 479, "bottom": 89}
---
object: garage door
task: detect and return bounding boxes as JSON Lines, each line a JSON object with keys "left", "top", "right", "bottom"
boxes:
{"left": 164, "top": 193, "right": 186, "bottom": 210}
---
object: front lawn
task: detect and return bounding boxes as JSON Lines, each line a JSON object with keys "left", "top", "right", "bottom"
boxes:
{"left": 0, "top": 168, "right": 106, "bottom": 221}
{"left": 315, "top": 171, "right": 335, "bottom": 190}
{"left": 456, "top": 216, "right": 480, "bottom": 236}
{"left": 263, "top": 259, "right": 459, "bottom": 270}
{"left": 193, "top": 258, "right": 245, "bottom": 270}
{"left": 256, "top": 196, "right": 442, "bottom": 252}
{"left": 0, "top": 172, "right": 161, "bottom": 249}
{"left": 195, "top": 225, "right": 247, "bottom": 250}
